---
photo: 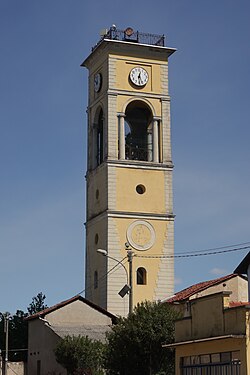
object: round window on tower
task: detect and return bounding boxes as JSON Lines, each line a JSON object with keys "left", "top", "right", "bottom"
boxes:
{"left": 136, "top": 184, "right": 146, "bottom": 194}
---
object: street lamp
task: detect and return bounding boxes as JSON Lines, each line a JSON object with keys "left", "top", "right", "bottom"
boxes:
{"left": 97, "top": 246, "right": 134, "bottom": 314}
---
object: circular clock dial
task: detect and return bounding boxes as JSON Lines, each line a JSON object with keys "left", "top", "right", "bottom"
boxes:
{"left": 94, "top": 73, "right": 102, "bottom": 92}
{"left": 127, "top": 220, "right": 155, "bottom": 251}
{"left": 129, "top": 67, "right": 148, "bottom": 87}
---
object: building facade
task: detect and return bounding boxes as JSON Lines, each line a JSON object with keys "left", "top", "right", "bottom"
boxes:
{"left": 164, "top": 291, "right": 250, "bottom": 375}
{"left": 164, "top": 273, "right": 248, "bottom": 317}
{"left": 26, "top": 296, "right": 115, "bottom": 375}
{"left": 82, "top": 27, "right": 176, "bottom": 316}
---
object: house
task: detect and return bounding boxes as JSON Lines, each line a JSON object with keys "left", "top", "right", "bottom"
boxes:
{"left": 163, "top": 273, "right": 248, "bottom": 316}
{"left": 26, "top": 295, "right": 116, "bottom": 375}
{"left": 164, "top": 291, "right": 250, "bottom": 374}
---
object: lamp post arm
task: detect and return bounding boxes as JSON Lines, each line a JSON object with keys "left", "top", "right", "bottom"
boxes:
{"left": 103, "top": 254, "right": 129, "bottom": 285}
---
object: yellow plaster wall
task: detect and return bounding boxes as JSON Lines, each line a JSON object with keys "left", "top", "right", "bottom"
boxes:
{"left": 224, "top": 307, "right": 248, "bottom": 334}
{"left": 175, "top": 294, "right": 248, "bottom": 343}
{"left": 86, "top": 52, "right": 109, "bottom": 105}
{"left": 86, "top": 218, "right": 108, "bottom": 308}
{"left": 175, "top": 339, "right": 247, "bottom": 375}
{"left": 117, "top": 95, "right": 162, "bottom": 116}
{"left": 114, "top": 217, "right": 169, "bottom": 305}
{"left": 116, "top": 167, "right": 166, "bottom": 214}
{"left": 87, "top": 165, "right": 108, "bottom": 219}
{"left": 115, "top": 56, "right": 164, "bottom": 94}
{"left": 191, "top": 295, "right": 225, "bottom": 339}
{"left": 175, "top": 318, "right": 192, "bottom": 342}
{"left": 173, "top": 293, "right": 250, "bottom": 374}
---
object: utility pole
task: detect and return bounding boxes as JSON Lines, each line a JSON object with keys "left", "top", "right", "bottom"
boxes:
{"left": 0, "top": 350, "right": 2, "bottom": 375}
{"left": 126, "top": 245, "right": 134, "bottom": 315}
{"left": 3, "top": 314, "right": 9, "bottom": 375}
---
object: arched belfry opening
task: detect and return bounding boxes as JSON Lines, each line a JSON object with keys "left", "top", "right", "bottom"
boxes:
{"left": 118, "top": 101, "right": 160, "bottom": 162}
{"left": 125, "top": 101, "right": 152, "bottom": 161}
{"left": 92, "top": 108, "right": 104, "bottom": 168}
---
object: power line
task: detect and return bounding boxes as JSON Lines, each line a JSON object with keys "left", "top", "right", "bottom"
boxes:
{"left": 175, "top": 241, "right": 250, "bottom": 255}
{"left": 75, "top": 257, "right": 127, "bottom": 296}
{"left": 74, "top": 242, "right": 250, "bottom": 296}
{"left": 136, "top": 245, "right": 250, "bottom": 259}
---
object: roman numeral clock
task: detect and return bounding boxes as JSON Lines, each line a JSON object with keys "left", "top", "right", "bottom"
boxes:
{"left": 81, "top": 27, "right": 176, "bottom": 316}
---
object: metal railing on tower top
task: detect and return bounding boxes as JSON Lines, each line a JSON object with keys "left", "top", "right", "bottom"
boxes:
{"left": 92, "top": 26, "right": 165, "bottom": 51}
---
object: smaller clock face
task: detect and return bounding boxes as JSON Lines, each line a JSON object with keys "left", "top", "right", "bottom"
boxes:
{"left": 94, "top": 73, "right": 102, "bottom": 92}
{"left": 129, "top": 67, "right": 148, "bottom": 87}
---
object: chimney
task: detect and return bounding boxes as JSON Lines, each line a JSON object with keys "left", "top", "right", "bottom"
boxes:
{"left": 234, "top": 251, "right": 250, "bottom": 302}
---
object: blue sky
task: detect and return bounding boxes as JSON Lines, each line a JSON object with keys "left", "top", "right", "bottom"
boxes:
{"left": 1, "top": 0, "right": 250, "bottom": 313}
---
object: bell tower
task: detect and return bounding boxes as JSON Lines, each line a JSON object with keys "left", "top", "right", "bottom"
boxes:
{"left": 82, "top": 27, "right": 176, "bottom": 316}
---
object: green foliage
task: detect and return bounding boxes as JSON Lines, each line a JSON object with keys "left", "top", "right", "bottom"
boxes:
{"left": 0, "top": 292, "right": 47, "bottom": 362}
{"left": 27, "top": 292, "right": 47, "bottom": 315}
{"left": 54, "top": 335, "right": 106, "bottom": 375}
{"left": 0, "top": 311, "right": 28, "bottom": 361}
{"left": 9, "top": 310, "right": 28, "bottom": 361}
{"left": 106, "top": 301, "right": 180, "bottom": 375}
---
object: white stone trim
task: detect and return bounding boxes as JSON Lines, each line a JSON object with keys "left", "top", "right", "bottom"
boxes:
{"left": 154, "top": 220, "right": 174, "bottom": 301}
{"left": 107, "top": 218, "right": 129, "bottom": 316}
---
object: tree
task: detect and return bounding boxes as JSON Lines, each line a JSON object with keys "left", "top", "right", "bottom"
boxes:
{"left": 27, "top": 292, "right": 47, "bottom": 315}
{"left": 9, "top": 310, "right": 28, "bottom": 361}
{"left": 106, "top": 301, "right": 180, "bottom": 375}
{"left": 0, "top": 292, "right": 47, "bottom": 362}
{"left": 0, "top": 311, "right": 28, "bottom": 361}
{"left": 54, "top": 335, "right": 106, "bottom": 375}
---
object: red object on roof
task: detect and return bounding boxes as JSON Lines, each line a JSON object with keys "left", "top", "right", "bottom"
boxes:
{"left": 164, "top": 274, "right": 245, "bottom": 303}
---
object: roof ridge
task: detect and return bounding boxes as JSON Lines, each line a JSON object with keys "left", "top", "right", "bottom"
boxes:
{"left": 26, "top": 295, "right": 116, "bottom": 321}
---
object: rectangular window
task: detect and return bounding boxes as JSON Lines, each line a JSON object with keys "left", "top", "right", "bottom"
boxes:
{"left": 231, "top": 351, "right": 240, "bottom": 361}
{"left": 190, "top": 355, "right": 200, "bottom": 365}
{"left": 180, "top": 351, "right": 241, "bottom": 375}
{"left": 200, "top": 354, "right": 210, "bottom": 364}
{"left": 211, "top": 353, "right": 220, "bottom": 363}
{"left": 37, "top": 360, "right": 41, "bottom": 375}
{"left": 220, "top": 352, "right": 231, "bottom": 362}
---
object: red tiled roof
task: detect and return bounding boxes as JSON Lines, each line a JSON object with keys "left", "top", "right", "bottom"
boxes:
{"left": 164, "top": 274, "right": 245, "bottom": 303}
{"left": 25, "top": 295, "right": 117, "bottom": 322}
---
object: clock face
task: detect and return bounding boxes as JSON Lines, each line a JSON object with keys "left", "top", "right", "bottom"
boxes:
{"left": 129, "top": 67, "right": 148, "bottom": 87}
{"left": 127, "top": 220, "right": 155, "bottom": 251}
{"left": 94, "top": 73, "right": 102, "bottom": 92}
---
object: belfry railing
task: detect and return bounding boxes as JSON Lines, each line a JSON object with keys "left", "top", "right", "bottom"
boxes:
{"left": 125, "top": 144, "right": 150, "bottom": 162}
{"left": 93, "top": 27, "right": 165, "bottom": 51}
